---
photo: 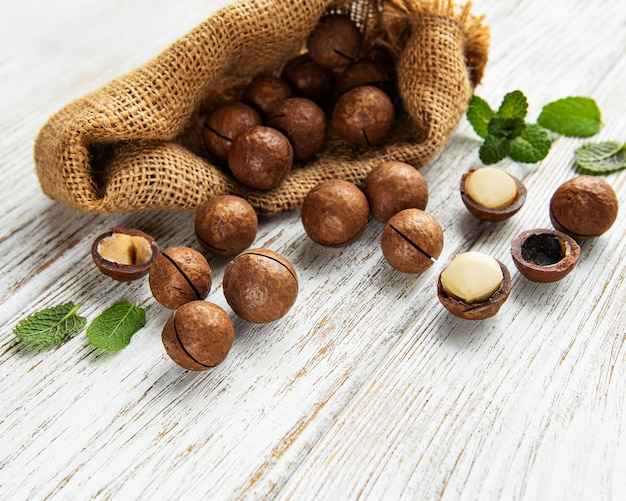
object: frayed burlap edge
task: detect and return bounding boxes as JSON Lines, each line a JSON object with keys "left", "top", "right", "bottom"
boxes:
{"left": 34, "top": 0, "right": 489, "bottom": 216}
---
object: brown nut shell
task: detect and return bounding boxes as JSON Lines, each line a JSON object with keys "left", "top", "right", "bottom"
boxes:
{"left": 223, "top": 248, "right": 298, "bottom": 323}
{"left": 364, "top": 161, "right": 429, "bottom": 222}
{"left": 91, "top": 227, "right": 159, "bottom": 282}
{"left": 306, "top": 14, "right": 363, "bottom": 70}
{"left": 334, "top": 58, "right": 388, "bottom": 96}
{"left": 381, "top": 209, "right": 443, "bottom": 273}
{"left": 228, "top": 125, "right": 293, "bottom": 190}
{"left": 437, "top": 260, "right": 511, "bottom": 320}
{"left": 510, "top": 228, "right": 580, "bottom": 283}
{"left": 241, "top": 74, "right": 293, "bottom": 119}
{"left": 203, "top": 101, "right": 262, "bottom": 164}
{"left": 280, "top": 54, "right": 334, "bottom": 106}
{"left": 301, "top": 179, "right": 370, "bottom": 247}
{"left": 266, "top": 97, "right": 327, "bottom": 161}
{"left": 460, "top": 170, "right": 527, "bottom": 222}
{"left": 331, "top": 85, "right": 395, "bottom": 148}
{"left": 195, "top": 195, "right": 258, "bottom": 256}
{"left": 549, "top": 175, "right": 619, "bottom": 240}
{"left": 162, "top": 301, "right": 234, "bottom": 371}
{"left": 149, "top": 246, "right": 212, "bottom": 309}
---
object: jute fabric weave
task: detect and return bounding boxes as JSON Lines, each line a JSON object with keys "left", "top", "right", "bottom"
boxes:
{"left": 34, "top": 0, "right": 489, "bottom": 216}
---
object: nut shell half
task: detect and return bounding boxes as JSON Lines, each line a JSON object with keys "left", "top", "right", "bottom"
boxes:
{"left": 460, "top": 170, "right": 527, "bottom": 222}
{"left": 510, "top": 228, "right": 580, "bottom": 283}
{"left": 437, "top": 260, "right": 511, "bottom": 320}
{"left": 91, "top": 227, "right": 159, "bottom": 282}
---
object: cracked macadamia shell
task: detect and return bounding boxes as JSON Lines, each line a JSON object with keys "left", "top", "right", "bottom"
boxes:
{"left": 460, "top": 168, "right": 527, "bottom": 222}
{"left": 91, "top": 227, "right": 159, "bottom": 282}
{"left": 301, "top": 179, "right": 370, "bottom": 247}
{"left": 550, "top": 175, "right": 618, "bottom": 239}
{"left": 223, "top": 248, "right": 298, "bottom": 323}
{"left": 306, "top": 13, "right": 363, "bottom": 70}
{"left": 162, "top": 301, "right": 234, "bottom": 371}
{"left": 510, "top": 228, "right": 580, "bottom": 283}
{"left": 149, "top": 246, "right": 212, "bottom": 309}
{"left": 437, "top": 256, "right": 511, "bottom": 320}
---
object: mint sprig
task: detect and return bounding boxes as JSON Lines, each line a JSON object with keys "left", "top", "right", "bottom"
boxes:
{"left": 467, "top": 92, "right": 602, "bottom": 165}
{"left": 575, "top": 141, "right": 626, "bottom": 174}
{"left": 13, "top": 303, "right": 87, "bottom": 347}
{"left": 86, "top": 301, "right": 146, "bottom": 351}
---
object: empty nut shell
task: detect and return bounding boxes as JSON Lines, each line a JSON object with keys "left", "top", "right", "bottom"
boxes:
{"left": 149, "top": 246, "right": 212, "bottom": 309}
{"left": 510, "top": 228, "right": 580, "bottom": 283}
{"left": 223, "top": 248, "right": 298, "bottom": 323}
{"left": 549, "top": 175, "right": 618, "bottom": 240}
{"left": 91, "top": 227, "right": 159, "bottom": 282}
{"left": 437, "top": 257, "right": 511, "bottom": 320}
{"left": 162, "top": 300, "right": 234, "bottom": 371}
{"left": 460, "top": 169, "right": 527, "bottom": 222}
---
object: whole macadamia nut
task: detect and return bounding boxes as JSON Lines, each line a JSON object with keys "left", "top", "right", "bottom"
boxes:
{"left": 301, "top": 179, "right": 370, "bottom": 247}
{"left": 331, "top": 85, "right": 395, "bottom": 148}
{"left": 223, "top": 248, "right": 298, "bottom": 323}
{"left": 550, "top": 175, "right": 618, "bottom": 239}
{"left": 149, "top": 246, "right": 212, "bottom": 309}
{"left": 307, "top": 13, "right": 363, "bottom": 70}
{"left": 266, "top": 97, "right": 327, "bottom": 161}
{"left": 281, "top": 54, "right": 334, "bottom": 106}
{"left": 381, "top": 209, "right": 443, "bottom": 273}
{"left": 241, "top": 74, "right": 293, "bottom": 119}
{"left": 195, "top": 195, "right": 258, "bottom": 256}
{"left": 228, "top": 125, "right": 293, "bottom": 190}
{"left": 335, "top": 58, "right": 388, "bottom": 96}
{"left": 364, "top": 161, "right": 429, "bottom": 222}
{"left": 204, "top": 101, "right": 262, "bottom": 164}
{"left": 162, "top": 300, "right": 234, "bottom": 371}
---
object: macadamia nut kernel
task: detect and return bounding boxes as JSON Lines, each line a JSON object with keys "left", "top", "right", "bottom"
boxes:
{"left": 465, "top": 167, "right": 518, "bottom": 209}
{"left": 440, "top": 251, "right": 504, "bottom": 304}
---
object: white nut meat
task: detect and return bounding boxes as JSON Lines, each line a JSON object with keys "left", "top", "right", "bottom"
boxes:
{"left": 466, "top": 167, "right": 518, "bottom": 209}
{"left": 440, "top": 251, "right": 504, "bottom": 303}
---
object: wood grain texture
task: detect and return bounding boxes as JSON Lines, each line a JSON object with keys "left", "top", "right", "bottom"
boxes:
{"left": 1, "top": 0, "right": 625, "bottom": 499}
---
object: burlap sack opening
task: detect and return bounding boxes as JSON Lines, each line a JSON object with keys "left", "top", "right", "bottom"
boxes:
{"left": 34, "top": 0, "right": 489, "bottom": 216}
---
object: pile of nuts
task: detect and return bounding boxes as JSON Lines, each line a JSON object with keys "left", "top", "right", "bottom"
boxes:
{"left": 90, "top": 12, "right": 620, "bottom": 370}
{"left": 202, "top": 12, "right": 397, "bottom": 189}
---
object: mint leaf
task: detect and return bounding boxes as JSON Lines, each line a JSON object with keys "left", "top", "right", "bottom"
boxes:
{"left": 498, "top": 90, "right": 528, "bottom": 119}
{"left": 537, "top": 96, "right": 602, "bottom": 137}
{"left": 86, "top": 301, "right": 146, "bottom": 351}
{"left": 508, "top": 124, "right": 552, "bottom": 163}
{"left": 479, "top": 135, "right": 510, "bottom": 164}
{"left": 575, "top": 141, "right": 626, "bottom": 174}
{"left": 13, "top": 303, "right": 87, "bottom": 347}
{"left": 467, "top": 95, "right": 496, "bottom": 139}
{"left": 487, "top": 116, "right": 525, "bottom": 140}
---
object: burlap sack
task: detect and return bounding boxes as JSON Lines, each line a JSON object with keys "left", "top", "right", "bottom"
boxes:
{"left": 34, "top": 0, "right": 489, "bottom": 216}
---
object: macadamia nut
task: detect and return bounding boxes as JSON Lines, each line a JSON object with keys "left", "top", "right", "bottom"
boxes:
{"left": 440, "top": 251, "right": 504, "bottom": 304}
{"left": 465, "top": 167, "right": 519, "bottom": 209}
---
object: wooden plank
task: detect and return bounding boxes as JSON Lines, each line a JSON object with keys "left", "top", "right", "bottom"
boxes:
{"left": 0, "top": 0, "right": 624, "bottom": 499}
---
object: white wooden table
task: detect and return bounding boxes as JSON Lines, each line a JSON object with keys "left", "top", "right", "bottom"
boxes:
{"left": 1, "top": 0, "right": 625, "bottom": 499}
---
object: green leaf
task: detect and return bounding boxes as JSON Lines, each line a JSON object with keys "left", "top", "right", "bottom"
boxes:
{"left": 487, "top": 116, "right": 526, "bottom": 140}
{"left": 467, "top": 95, "right": 496, "bottom": 139}
{"left": 13, "top": 303, "right": 87, "bottom": 347}
{"left": 575, "top": 141, "right": 626, "bottom": 174}
{"left": 509, "top": 123, "right": 552, "bottom": 163}
{"left": 537, "top": 96, "right": 602, "bottom": 137}
{"left": 498, "top": 90, "right": 528, "bottom": 119}
{"left": 86, "top": 301, "right": 146, "bottom": 351}
{"left": 479, "top": 135, "right": 510, "bottom": 164}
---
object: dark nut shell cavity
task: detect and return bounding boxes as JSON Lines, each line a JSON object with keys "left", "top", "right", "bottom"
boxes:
{"left": 511, "top": 229, "right": 580, "bottom": 283}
